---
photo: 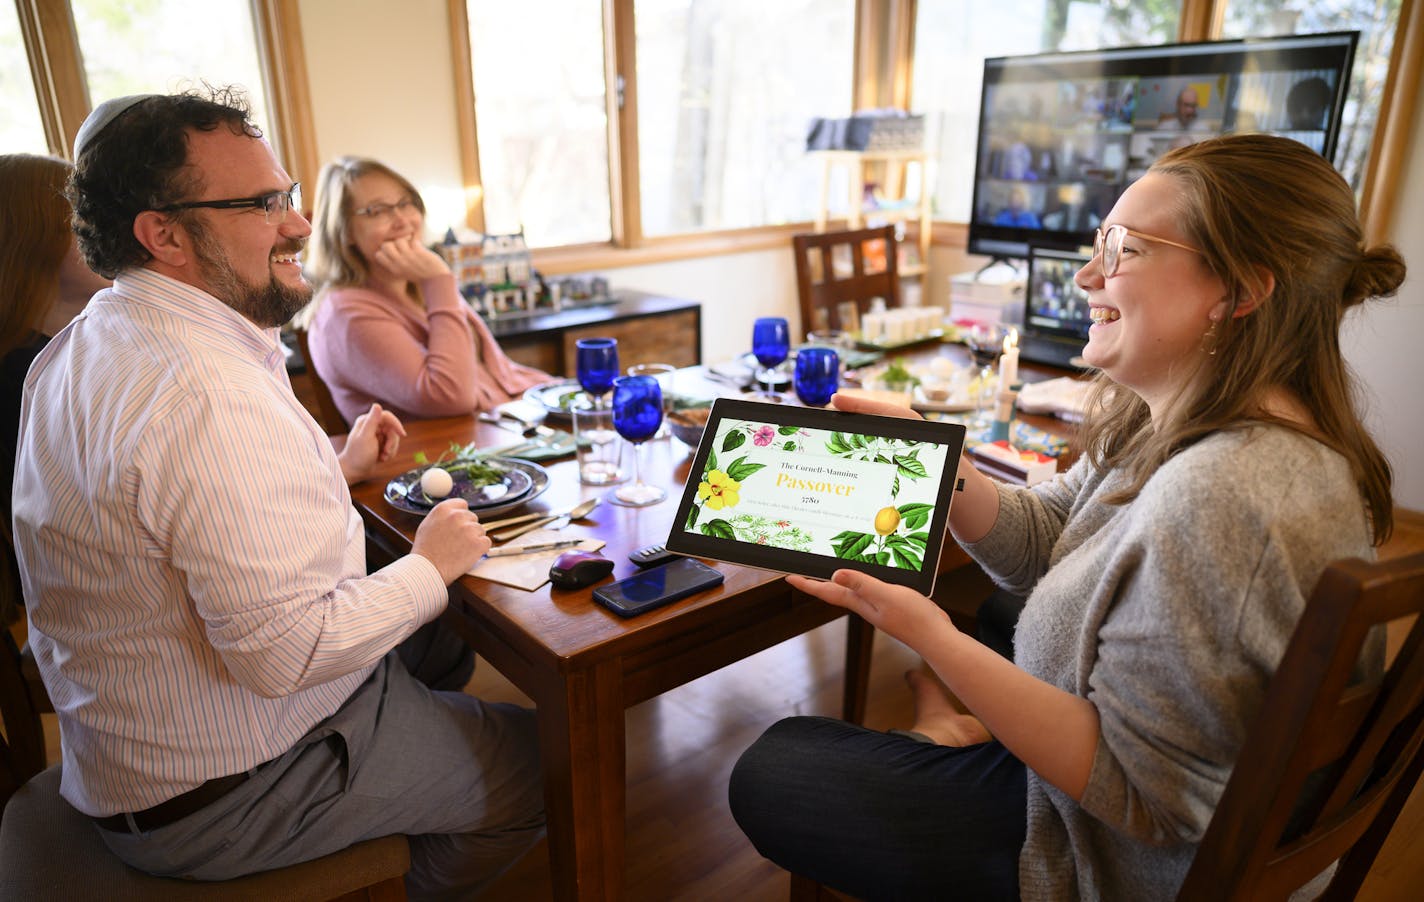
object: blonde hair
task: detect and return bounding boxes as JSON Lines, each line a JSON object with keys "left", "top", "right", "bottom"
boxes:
{"left": 0, "top": 155, "right": 73, "bottom": 358}
{"left": 306, "top": 156, "right": 426, "bottom": 290}
{"left": 1080, "top": 133, "right": 1403, "bottom": 545}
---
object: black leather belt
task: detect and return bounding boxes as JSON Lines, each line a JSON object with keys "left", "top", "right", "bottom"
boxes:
{"left": 94, "top": 770, "right": 251, "bottom": 833}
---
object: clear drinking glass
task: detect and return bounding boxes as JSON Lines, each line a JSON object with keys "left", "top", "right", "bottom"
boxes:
{"left": 964, "top": 322, "right": 1006, "bottom": 429}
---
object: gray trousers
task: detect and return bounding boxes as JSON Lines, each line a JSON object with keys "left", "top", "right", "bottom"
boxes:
{"left": 96, "top": 650, "right": 546, "bottom": 901}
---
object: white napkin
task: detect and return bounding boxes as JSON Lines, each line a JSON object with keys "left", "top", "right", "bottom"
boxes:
{"left": 1016, "top": 377, "right": 1093, "bottom": 422}
{"left": 467, "top": 528, "right": 606, "bottom": 591}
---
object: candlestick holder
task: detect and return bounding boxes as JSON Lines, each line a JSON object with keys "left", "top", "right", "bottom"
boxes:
{"left": 988, "top": 382, "right": 1022, "bottom": 444}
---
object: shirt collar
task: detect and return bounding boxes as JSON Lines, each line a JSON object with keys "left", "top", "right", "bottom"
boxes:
{"left": 113, "top": 268, "right": 288, "bottom": 373}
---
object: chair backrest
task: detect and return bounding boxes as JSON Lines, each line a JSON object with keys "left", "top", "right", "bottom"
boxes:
{"left": 0, "top": 630, "right": 46, "bottom": 809}
{"left": 1177, "top": 551, "right": 1424, "bottom": 901}
{"left": 792, "top": 225, "right": 900, "bottom": 337}
{"left": 292, "top": 327, "right": 349, "bottom": 436}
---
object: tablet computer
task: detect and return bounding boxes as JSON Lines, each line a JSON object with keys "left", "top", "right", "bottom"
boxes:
{"left": 665, "top": 399, "right": 967, "bottom": 594}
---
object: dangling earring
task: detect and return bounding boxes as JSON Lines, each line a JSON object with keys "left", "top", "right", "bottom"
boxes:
{"left": 1201, "top": 314, "right": 1221, "bottom": 356}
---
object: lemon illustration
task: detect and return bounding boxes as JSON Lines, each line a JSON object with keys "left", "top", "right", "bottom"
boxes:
{"left": 873, "top": 506, "right": 901, "bottom": 536}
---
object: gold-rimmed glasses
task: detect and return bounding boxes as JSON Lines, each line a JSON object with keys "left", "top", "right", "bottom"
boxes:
{"left": 1093, "top": 224, "right": 1203, "bottom": 279}
{"left": 354, "top": 197, "right": 419, "bottom": 222}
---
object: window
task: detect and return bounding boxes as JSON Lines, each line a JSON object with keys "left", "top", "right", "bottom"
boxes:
{"left": 1220, "top": 0, "right": 1403, "bottom": 193}
{"left": 1, "top": 3, "right": 49, "bottom": 154}
{"left": 912, "top": 1, "right": 1180, "bottom": 224}
{"left": 69, "top": 0, "right": 274, "bottom": 145}
{"left": 465, "top": 0, "right": 612, "bottom": 247}
{"left": 634, "top": 0, "right": 856, "bottom": 236}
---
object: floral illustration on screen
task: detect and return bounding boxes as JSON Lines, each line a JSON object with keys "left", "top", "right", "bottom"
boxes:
{"left": 686, "top": 419, "right": 945, "bottom": 571}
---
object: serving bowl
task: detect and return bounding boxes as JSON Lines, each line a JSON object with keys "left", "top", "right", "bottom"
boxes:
{"left": 667, "top": 405, "right": 713, "bottom": 448}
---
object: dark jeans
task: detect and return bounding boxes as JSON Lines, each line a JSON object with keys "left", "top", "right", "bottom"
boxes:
{"left": 729, "top": 717, "right": 1027, "bottom": 901}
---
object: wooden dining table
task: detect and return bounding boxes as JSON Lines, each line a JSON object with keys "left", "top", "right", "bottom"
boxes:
{"left": 344, "top": 344, "right": 1081, "bottom": 900}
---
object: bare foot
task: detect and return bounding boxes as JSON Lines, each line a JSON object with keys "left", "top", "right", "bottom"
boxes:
{"left": 906, "top": 668, "right": 992, "bottom": 747}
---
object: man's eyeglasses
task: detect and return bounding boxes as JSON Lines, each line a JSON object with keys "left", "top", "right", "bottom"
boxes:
{"left": 354, "top": 197, "right": 419, "bottom": 221}
{"left": 1093, "top": 223, "right": 1203, "bottom": 279}
{"left": 158, "top": 182, "right": 302, "bottom": 225}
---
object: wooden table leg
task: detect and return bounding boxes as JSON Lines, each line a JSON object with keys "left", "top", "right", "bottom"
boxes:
{"left": 537, "top": 658, "right": 627, "bottom": 900}
{"left": 842, "top": 614, "right": 874, "bottom": 724}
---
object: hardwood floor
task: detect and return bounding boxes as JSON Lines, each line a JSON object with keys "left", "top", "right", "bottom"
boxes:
{"left": 16, "top": 555, "right": 1424, "bottom": 899}
{"left": 470, "top": 617, "right": 1424, "bottom": 901}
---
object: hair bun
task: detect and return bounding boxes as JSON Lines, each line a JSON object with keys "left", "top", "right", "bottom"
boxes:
{"left": 1345, "top": 244, "right": 1407, "bottom": 308}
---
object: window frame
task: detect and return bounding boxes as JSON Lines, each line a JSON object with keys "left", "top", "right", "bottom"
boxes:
{"left": 13, "top": 0, "right": 319, "bottom": 190}
{"left": 14, "top": 0, "right": 1417, "bottom": 269}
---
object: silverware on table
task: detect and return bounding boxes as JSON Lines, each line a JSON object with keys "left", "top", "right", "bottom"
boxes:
{"left": 484, "top": 538, "right": 584, "bottom": 558}
{"left": 487, "top": 497, "right": 601, "bottom": 541}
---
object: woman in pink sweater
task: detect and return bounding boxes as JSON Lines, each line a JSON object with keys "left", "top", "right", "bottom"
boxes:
{"left": 304, "top": 157, "right": 548, "bottom": 426}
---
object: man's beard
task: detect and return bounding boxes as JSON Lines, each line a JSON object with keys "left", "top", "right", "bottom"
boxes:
{"left": 187, "top": 218, "right": 312, "bottom": 328}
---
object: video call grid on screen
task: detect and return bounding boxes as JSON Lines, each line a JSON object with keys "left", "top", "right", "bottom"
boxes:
{"left": 1027, "top": 247, "right": 1094, "bottom": 341}
{"left": 665, "top": 400, "right": 967, "bottom": 594}
{"left": 967, "top": 32, "right": 1358, "bottom": 259}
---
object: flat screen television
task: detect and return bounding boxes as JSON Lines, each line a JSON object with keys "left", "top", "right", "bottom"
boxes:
{"left": 967, "top": 32, "right": 1358, "bottom": 261}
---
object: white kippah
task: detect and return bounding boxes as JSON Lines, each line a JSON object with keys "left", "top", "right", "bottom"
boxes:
{"left": 73, "top": 94, "right": 159, "bottom": 159}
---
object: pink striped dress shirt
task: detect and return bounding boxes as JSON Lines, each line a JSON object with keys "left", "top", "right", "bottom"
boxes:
{"left": 12, "top": 268, "right": 448, "bottom": 817}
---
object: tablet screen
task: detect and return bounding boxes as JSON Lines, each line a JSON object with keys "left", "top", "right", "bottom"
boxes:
{"left": 665, "top": 399, "right": 967, "bottom": 593}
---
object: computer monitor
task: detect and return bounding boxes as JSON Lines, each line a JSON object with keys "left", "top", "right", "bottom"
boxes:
{"left": 1019, "top": 246, "right": 1093, "bottom": 369}
{"left": 967, "top": 32, "right": 1358, "bottom": 261}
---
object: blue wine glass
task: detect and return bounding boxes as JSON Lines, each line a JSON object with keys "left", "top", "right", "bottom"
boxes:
{"left": 751, "top": 317, "right": 790, "bottom": 400}
{"left": 610, "top": 375, "right": 666, "bottom": 507}
{"left": 575, "top": 337, "right": 619, "bottom": 410}
{"left": 794, "top": 347, "right": 839, "bottom": 407}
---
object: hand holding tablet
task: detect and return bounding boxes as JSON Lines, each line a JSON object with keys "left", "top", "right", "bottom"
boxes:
{"left": 665, "top": 399, "right": 967, "bottom": 594}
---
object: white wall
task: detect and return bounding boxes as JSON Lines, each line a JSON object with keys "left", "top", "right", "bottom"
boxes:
{"left": 1346, "top": 110, "right": 1424, "bottom": 510}
{"left": 297, "top": 0, "right": 469, "bottom": 230}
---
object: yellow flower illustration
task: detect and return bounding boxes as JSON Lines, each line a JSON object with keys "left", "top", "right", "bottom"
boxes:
{"left": 697, "top": 469, "right": 741, "bottom": 510}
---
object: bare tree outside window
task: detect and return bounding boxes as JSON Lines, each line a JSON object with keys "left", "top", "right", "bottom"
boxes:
{"left": 70, "top": 0, "right": 275, "bottom": 149}
{"left": 1221, "top": 0, "right": 1402, "bottom": 193}
{"left": 636, "top": 0, "right": 855, "bottom": 236}
{"left": 913, "top": 1, "right": 1180, "bottom": 224}
{"left": 466, "top": 0, "right": 612, "bottom": 247}
{"left": 1, "top": 4, "right": 51, "bottom": 154}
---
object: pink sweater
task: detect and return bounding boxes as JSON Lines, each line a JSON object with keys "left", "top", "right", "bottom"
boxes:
{"left": 306, "top": 274, "right": 549, "bottom": 426}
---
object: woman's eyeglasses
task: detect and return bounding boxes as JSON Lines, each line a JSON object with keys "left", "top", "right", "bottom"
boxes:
{"left": 1093, "top": 223, "right": 1203, "bottom": 279}
{"left": 354, "top": 197, "right": 419, "bottom": 221}
{"left": 158, "top": 182, "right": 301, "bottom": 225}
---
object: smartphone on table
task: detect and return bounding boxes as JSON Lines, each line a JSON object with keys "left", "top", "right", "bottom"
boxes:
{"left": 592, "top": 558, "right": 725, "bottom": 618}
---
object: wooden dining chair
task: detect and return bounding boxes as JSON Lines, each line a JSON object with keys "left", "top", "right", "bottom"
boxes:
{"left": 0, "top": 631, "right": 411, "bottom": 901}
{"left": 1176, "top": 550, "right": 1424, "bottom": 900}
{"left": 293, "top": 327, "right": 350, "bottom": 437}
{"left": 791, "top": 225, "right": 900, "bottom": 337}
{"left": 788, "top": 551, "right": 1424, "bottom": 901}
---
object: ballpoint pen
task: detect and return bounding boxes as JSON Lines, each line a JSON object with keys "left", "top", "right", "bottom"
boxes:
{"left": 484, "top": 538, "right": 585, "bottom": 558}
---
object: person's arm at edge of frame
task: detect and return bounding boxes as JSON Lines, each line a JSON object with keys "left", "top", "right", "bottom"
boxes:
{"left": 796, "top": 392, "right": 1101, "bottom": 801}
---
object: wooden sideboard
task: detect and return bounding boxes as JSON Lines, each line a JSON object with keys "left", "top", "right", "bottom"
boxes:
{"left": 488, "top": 292, "right": 702, "bottom": 375}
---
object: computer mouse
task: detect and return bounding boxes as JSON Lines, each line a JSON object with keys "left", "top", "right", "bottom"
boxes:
{"left": 549, "top": 551, "right": 615, "bottom": 590}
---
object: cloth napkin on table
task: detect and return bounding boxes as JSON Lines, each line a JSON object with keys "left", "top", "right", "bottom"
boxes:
{"left": 467, "top": 528, "right": 607, "bottom": 591}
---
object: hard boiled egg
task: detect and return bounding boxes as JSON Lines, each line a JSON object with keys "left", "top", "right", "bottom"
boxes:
{"left": 420, "top": 466, "right": 454, "bottom": 499}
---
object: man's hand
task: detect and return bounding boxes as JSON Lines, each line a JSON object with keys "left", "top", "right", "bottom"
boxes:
{"left": 337, "top": 403, "right": 406, "bottom": 485}
{"left": 371, "top": 235, "right": 451, "bottom": 284}
{"left": 411, "top": 499, "right": 491, "bottom": 584}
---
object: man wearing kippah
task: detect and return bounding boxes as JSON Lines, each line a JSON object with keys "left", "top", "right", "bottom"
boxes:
{"left": 11, "top": 88, "right": 545, "bottom": 899}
